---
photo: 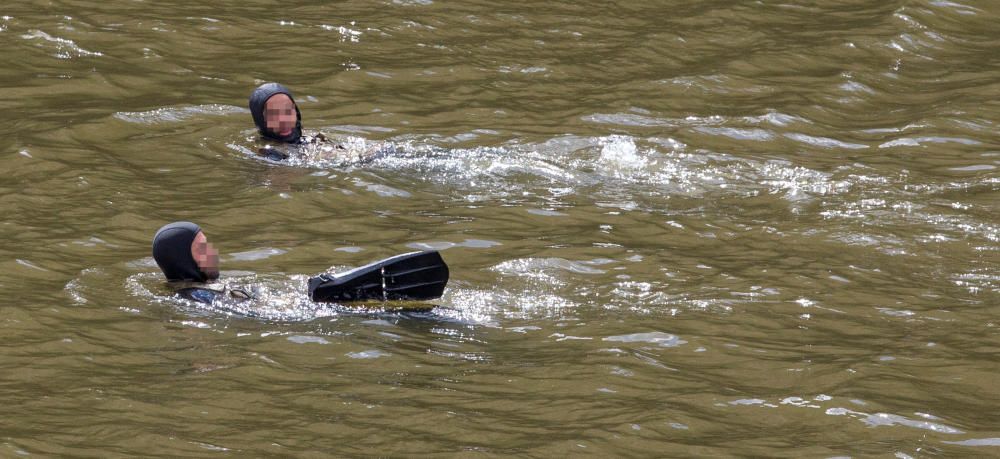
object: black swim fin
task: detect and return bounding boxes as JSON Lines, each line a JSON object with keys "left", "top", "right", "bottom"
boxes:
{"left": 308, "top": 251, "right": 449, "bottom": 303}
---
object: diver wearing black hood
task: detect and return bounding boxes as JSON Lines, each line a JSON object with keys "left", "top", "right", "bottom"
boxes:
{"left": 248, "top": 82, "right": 385, "bottom": 163}
{"left": 152, "top": 221, "right": 218, "bottom": 282}
{"left": 249, "top": 82, "right": 304, "bottom": 144}
{"left": 150, "top": 221, "right": 449, "bottom": 311}
{"left": 152, "top": 221, "right": 251, "bottom": 304}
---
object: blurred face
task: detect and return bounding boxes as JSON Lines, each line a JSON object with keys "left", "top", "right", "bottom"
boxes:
{"left": 191, "top": 231, "right": 220, "bottom": 280}
{"left": 264, "top": 93, "right": 297, "bottom": 137}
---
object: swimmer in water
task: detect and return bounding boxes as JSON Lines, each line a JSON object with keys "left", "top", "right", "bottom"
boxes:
{"left": 151, "top": 221, "right": 449, "bottom": 311}
{"left": 151, "top": 221, "right": 254, "bottom": 305}
{"left": 249, "top": 82, "right": 303, "bottom": 144}
{"left": 248, "top": 82, "right": 381, "bottom": 163}
{"left": 152, "top": 221, "right": 219, "bottom": 282}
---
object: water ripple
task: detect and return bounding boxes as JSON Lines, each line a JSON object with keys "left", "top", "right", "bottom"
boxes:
{"left": 21, "top": 29, "right": 102, "bottom": 58}
{"left": 115, "top": 104, "right": 248, "bottom": 124}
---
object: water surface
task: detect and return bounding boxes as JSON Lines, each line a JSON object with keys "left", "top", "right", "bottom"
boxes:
{"left": 1, "top": 0, "right": 998, "bottom": 456}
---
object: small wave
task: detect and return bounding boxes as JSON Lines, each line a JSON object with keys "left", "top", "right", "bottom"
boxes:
{"left": 727, "top": 393, "right": 964, "bottom": 434}
{"left": 319, "top": 23, "right": 362, "bottom": 42}
{"left": 287, "top": 335, "right": 330, "bottom": 344}
{"left": 879, "top": 136, "right": 982, "bottom": 148}
{"left": 228, "top": 248, "right": 287, "bottom": 261}
{"left": 928, "top": 0, "right": 982, "bottom": 15}
{"left": 406, "top": 239, "right": 501, "bottom": 250}
{"left": 784, "top": 133, "right": 868, "bottom": 150}
{"left": 584, "top": 110, "right": 808, "bottom": 130}
{"left": 826, "top": 407, "right": 963, "bottom": 434}
{"left": 352, "top": 178, "right": 412, "bottom": 198}
{"left": 943, "top": 438, "right": 1000, "bottom": 447}
{"left": 346, "top": 350, "right": 390, "bottom": 359}
{"left": 492, "top": 257, "right": 607, "bottom": 277}
{"left": 603, "top": 332, "right": 686, "bottom": 347}
{"left": 583, "top": 112, "right": 703, "bottom": 128}
{"left": 694, "top": 127, "right": 775, "bottom": 141}
{"left": 21, "top": 29, "right": 102, "bottom": 58}
{"left": 952, "top": 270, "right": 1000, "bottom": 295}
{"left": 114, "top": 104, "right": 248, "bottom": 124}
{"left": 15, "top": 259, "right": 47, "bottom": 271}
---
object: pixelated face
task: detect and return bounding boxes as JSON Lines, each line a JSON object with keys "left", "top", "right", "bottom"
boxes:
{"left": 191, "top": 231, "right": 220, "bottom": 280}
{"left": 264, "top": 93, "right": 297, "bottom": 137}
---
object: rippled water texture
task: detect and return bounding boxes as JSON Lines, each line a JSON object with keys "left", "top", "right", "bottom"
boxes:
{"left": 2, "top": 0, "right": 998, "bottom": 456}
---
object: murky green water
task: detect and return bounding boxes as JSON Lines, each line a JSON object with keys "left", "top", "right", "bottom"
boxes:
{"left": 2, "top": 0, "right": 998, "bottom": 456}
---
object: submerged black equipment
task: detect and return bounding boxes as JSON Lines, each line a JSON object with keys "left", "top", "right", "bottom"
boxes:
{"left": 309, "top": 251, "right": 449, "bottom": 303}
{"left": 152, "top": 221, "right": 215, "bottom": 282}
{"left": 249, "top": 82, "right": 302, "bottom": 143}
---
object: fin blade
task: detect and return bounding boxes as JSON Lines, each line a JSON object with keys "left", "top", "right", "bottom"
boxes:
{"left": 309, "top": 251, "right": 450, "bottom": 303}
{"left": 384, "top": 251, "right": 449, "bottom": 300}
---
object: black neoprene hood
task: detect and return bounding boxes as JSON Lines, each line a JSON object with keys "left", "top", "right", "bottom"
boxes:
{"left": 152, "top": 221, "right": 211, "bottom": 282}
{"left": 249, "top": 82, "right": 302, "bottom": 143}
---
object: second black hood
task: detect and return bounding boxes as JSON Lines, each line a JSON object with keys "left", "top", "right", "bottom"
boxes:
{"left": 249, "top": 82, "right": 302, "bottom": 143}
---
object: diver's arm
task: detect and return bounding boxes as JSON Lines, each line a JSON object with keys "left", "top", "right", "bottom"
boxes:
{"left": 177, "top": 287, "right": 223, "bottom": 305}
